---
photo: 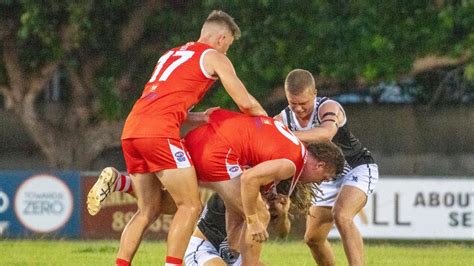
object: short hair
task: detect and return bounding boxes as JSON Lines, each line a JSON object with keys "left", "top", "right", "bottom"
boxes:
{"left": 204, "top": 10, "right": 241, "bottom": 40}
{"left": 285, "top": 69, "right": 316, "bottom": 95}
{"left": 307, "top": 141, "right": 345, "bottom": 177}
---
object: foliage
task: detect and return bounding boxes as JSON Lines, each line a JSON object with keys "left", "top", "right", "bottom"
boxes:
{"left": 200, "top": 0, "right": 473, "bottom": 103}
{"left": 0, "top": 0, "right": 473, "bottom": 167}
{"left": 1, "top": 0, "right": 473, "bottom": 113}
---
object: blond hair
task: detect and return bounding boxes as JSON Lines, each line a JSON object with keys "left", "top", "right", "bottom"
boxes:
{"left": 204, "top": 10, "right": 241, "bottom": 40}
{"left": 285, "top": 69, "right": 316, "bottom": 95}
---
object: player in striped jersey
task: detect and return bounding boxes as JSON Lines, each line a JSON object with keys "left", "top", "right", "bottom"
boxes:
{"left": 184, "top": 192, "right": 291, "bottom": 266}
{"left": 276, "top": 69, "right": 379, "bottom": 266}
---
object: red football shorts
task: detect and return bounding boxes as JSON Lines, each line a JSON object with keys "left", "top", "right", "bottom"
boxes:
{"left": 122, "top": 137, "right": 193, "bottom": 174}
{"left": 185, "top": 124, "right": 243, "bottom": 182}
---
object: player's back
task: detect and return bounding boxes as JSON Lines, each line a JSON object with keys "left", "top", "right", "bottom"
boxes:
{"left": 209, "top": 110, "right": 306, "bottom": 170}
{"left": 122, "top": 42, "right": 217, "bottom": 140}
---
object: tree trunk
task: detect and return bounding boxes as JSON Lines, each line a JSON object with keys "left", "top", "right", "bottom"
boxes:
{"left": 0, "top": 1, "right": 162, "bottom": 169}
{"left": 1, "top": 30, "right": 124, "bottom": 169}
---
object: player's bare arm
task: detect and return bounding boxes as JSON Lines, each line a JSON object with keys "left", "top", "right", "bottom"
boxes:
{"left": 183, "top": 107, "right": 221, "bottom": 134}
{"left": 203, "top": 50, "right": 267, "bottom": 116}
{"left": 241, "top": 159, "right": 296, "bottom": 243}
{"left": 293, "top": 101, "right": 345, "bottom": 143}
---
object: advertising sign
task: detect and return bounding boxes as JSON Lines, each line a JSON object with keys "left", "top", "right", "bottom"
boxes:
{"left": 80, "top": 175, "right": 472, "bottom": 240}
{"left": 81, "top": 175, "right": 214, "bottom": 239}
{"left": 327, "top": 177, "right": 474, "bottom": 240}
{"left": 0, "top": 171, "right": 81, "bottom": 237}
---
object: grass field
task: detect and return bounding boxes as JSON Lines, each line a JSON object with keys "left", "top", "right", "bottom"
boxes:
{"left": 1, "top": 239, "right": 473, "bottom": 265}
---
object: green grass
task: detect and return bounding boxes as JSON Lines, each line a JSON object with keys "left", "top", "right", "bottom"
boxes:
{"left": 0, "top": 239, "right": 473, "bottom": 265}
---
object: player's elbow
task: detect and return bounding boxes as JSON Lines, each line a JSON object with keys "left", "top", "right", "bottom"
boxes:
{"left": 241, "top": 171, "right": 262, "bottom": 189}
{"left": 240, "top": 171, "right": 253, "bottom": 185}
{"left": 318, "top": 134, "right": 333, "bottom": 142}
{"left": 237, "top": 101, "right": 256, "bottom": 113}
{"left": 237, "top": 97, "right": 265, "bottom": 116}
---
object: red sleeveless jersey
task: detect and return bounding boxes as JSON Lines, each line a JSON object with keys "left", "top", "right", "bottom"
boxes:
{"left": 209, "top": 110, "right": 307, "bottom": 183}
{"left": 122, "top": 42, "right": 217, "bottom": 140}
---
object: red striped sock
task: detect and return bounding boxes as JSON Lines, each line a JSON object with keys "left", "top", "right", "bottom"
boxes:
{"left": 116, "top": 258, "right": 130, "bottom": 266}
{"left": 165, "top": 256, "right": 182, "bottom": 266}
{"left": 114, "top": 172, "right": 133, "bottom": 193}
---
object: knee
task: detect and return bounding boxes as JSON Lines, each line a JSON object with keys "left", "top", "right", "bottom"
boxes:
{"left": 332, "top": 208, "right": 353, "bottom": 228}
{"left": 304, "top": 231, "right": 326, "bottom": 248}
{"left": 137, "top": 207, "right": 161, "bottom": 225}
{"left": 177, "top": 200, "right": 202, "bottom": 218}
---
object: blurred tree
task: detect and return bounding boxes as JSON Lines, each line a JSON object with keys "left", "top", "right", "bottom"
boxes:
{"left": 201, "top": 0, "right": 473, "bottom": 100}
{"left": 0, "top": 0, "right": 171, "bottom": 168}
{"left": 0, "top": 0, "right": 472, "bottom": 168}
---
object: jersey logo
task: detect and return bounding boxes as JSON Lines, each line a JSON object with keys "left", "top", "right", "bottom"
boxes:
{"left": 169, "top": 141, "right": 191, "bottom": 168}
{"left": 228, "top": 166, "right": 240, "bottom": 173}
{"left": 351, "top": 175, "right": 359, "bottom": 182}
{"left": 174, "top": 151, "right": 186, "bottom": 162}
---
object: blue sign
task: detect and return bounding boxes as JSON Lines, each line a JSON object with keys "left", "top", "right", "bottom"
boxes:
{"left": 0, "top": 171, "right": 81, "bottom": 238}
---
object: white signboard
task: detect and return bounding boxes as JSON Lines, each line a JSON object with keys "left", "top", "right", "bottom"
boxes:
{"left": 328, "top": 177, "right": 474, "bottom": 240}
{"left": 14, "top": 175, "right": 73, "bottom": 233}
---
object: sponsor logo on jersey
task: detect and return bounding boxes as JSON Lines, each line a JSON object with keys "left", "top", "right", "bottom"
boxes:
{"left": 174, "top": 151, "right": 186, "bottom": 162}
{"left": 228, "top": 166, "right": 240, "bottom": 173}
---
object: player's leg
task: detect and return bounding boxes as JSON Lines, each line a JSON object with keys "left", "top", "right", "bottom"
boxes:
{"left": 160, "top": 188, "right": 178, "bottom": 215}
{"left": 87, "top": 167, "right": 134, "bottom": 215}
{"left": 157, "top": 167, "right": 202, "bottom": 263}
{"left": 184, "top": 236, "right": 227, "bottom": 266}
{"left": 116, "top": 172, "right": 163, "bottom": 263}
{"left": 332, "top": 186, "right": 366, "bottom": 266}
{"left": 203, "top": 258, "right": 227, "bottom": 266}
{"left": 333, "top": 164, "right": 378, "bottom": 266}
{"left": 304, "top": 205, "right": 335, "bottom": 266}
{"left": 87, "top": 167, "right": 178, "bottom": 216}
{"left": 204, "top": 178, "right": 267, "bottom": 265}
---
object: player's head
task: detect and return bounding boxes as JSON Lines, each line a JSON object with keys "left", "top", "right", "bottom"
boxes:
{"left": 200, "top": 10, "right": 241, "bottom": 54}
{"left": 299, "top": 141, "right": 344, "bottom": 184}
{"left": 285, "top": 69, "right": 317, "bottom": 120}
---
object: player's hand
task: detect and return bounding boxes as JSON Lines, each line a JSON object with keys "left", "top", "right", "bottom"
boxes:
{"left": 203, "top": 106, "right": 220, "bottom": 121}
{"left": 246, "top": 216, "right": 269, "bottom": 243}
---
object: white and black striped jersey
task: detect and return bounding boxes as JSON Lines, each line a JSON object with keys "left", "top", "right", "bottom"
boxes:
{"left": 280, "top": 97, "right": 374, "bottom": 175}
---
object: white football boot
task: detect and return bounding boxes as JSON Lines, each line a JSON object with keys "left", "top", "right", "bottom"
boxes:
{"left": 87, "top": 167, "right": 119, "bottom": 215}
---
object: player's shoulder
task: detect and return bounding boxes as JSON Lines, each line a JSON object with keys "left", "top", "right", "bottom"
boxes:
{"left": 318, "top": 96, "right": 342, "bottom": 108}
{"left": 203, "top": 48, "right": 228, "bottom": 63}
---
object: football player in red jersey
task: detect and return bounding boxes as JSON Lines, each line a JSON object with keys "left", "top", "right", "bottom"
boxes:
{"left": 87, "top": 10, "right": 267, "bottom": 266}
{"left": 185, "top": 109, "right": 345, "bottom": 264}
{"left": 88, "top": 108, "right": 344, "bottom": 265}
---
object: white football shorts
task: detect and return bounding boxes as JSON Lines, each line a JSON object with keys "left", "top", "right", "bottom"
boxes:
{"left": 313, "top": 163, "right": 379, "bottom": 206}
{"left": 184, "top": 236, "right": 242, "bottom": 266}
